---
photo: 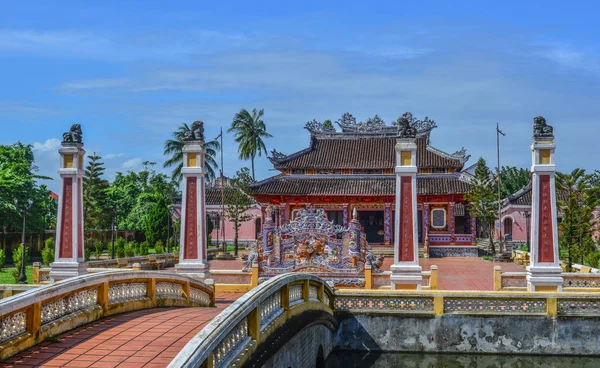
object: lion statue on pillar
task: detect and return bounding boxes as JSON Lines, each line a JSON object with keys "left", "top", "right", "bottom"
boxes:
{"left": 62, "top": 124, "right": 83, "bottom": 143}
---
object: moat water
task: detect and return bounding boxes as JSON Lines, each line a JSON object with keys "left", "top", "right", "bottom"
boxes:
{"left": 325, "top": 351, "right": 599, "bottom": 368}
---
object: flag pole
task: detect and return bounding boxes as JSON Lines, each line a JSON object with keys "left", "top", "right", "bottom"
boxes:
{"left": 496, "top": 123, "right": 506, "bottom": 253}
{"left": 220, "top": 126, "right": 226, "bottom": 253}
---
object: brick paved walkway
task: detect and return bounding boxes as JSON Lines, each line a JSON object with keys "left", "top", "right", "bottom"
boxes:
{"left": 1, "top": 294, "right": 241, "bottom": 368}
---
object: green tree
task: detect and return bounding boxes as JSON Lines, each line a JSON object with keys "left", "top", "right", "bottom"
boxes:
{"left": 322, "top": 120, "right": 335, "bottom": 131}
{"left": 466, "top": 158, "right": 500, "bottom": 254}
{"left": 228, "top": 108, "right": 272, "bottom": 180}
{"left": 163, "top": 122, "right": 220, "bottom": 182}
{"left": 224, "top": 168, "right": 255, "bottom": 256}
{"left": 499, "top": 166, "right": 531, "bottom": 198}
{"left": 556, "top": 169, "right": 600, "bottom": 270}
{"left": 83, "top": 153, "right": 110, "bottom": 230}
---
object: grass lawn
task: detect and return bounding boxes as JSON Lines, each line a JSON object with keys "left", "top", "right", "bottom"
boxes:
{"left": 0, "top": 266, "right": 34, "bottom": 284}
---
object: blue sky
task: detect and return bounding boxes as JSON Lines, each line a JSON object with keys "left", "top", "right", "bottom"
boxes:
{"left": 1, "top": 1, "right": 599, "bottom": 192}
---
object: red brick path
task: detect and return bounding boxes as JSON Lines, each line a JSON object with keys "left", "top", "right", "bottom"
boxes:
{"left": 1, "top": 294, "right": 241, "bottom": 368}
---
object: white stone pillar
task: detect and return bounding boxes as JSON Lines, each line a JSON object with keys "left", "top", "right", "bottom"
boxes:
{"left": 527, "top": 117, "right": 563, "bottom": 291}
{"left": 50, "top": 126, "right": 87, "bottom": 282}
{"left": 390, "top": 133, "right": 422, "bottom": 290}
{"left": 176, "top": 122, "right": 211, "bottom": 281}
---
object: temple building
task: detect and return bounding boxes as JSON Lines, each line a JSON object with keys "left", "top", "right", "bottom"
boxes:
{"left": 250, "top": 113, "right": 478, "bottom": 257}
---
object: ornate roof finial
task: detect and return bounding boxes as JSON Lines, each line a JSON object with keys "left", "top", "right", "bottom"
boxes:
{"left": 396, "top": 115, "right": 417, "bottom": 139}
{"left": 62, "top": 124, "right": 83, "bottom": 144}
{"left": 533, "top": 116, "right": 553, "bottom": 139}
{"left": 183, "top": 121, "right": 205, "bottom": 141}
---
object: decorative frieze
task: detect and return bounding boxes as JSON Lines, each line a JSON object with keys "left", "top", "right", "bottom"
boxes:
{"left": 334, "top": 296, "right": 434, "bottom": 313}
{"left": 214, "top": 318, "right": 250, "bottom": 368}
{"left": 42, "top": 289, "right": 98, "bottom": 324}
{"left": 156, "top": 282, "right": 184, "bottom": 299}
{"left": 0, "top": 312, "right": 26, "bottom": 343}
{"left": 260, "top": 292, "right": 283, "bottom": 331}
{"left": 109, "top": 283, "right": 147, "bottom": 304}
{"left": 444, "top": 298, "right": 546, "bottom": 314}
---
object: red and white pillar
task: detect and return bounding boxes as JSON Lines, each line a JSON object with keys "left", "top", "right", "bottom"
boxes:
{"left": 176, "top": 136, "right": 211, "bottom": 281}
{"left": 527, "top": 117, "right": 562, "bottom": 291}
{"left": 50, "top": 136, "right": 87, "bottom": 281}
{"left": 390, "top": 136, "right": 422, "bottom": 289}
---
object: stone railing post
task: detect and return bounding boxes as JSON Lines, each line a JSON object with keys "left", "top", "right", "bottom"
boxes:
{"left": 183, "top": 281, "right": 191, "bottom": 302}
{"left": 433, "top": 296, "right": 444, "bottom": 316}
{"left": 33, "top": 262, "right": 40, "bottom": 284}
{"left": 364, "top": 264, "right": 373, "bottom": 289}
{"left": 29, "top": 302, "right": 42, "bottom": 339}
{"left": 429, "top": 265, "right": 439, "bottom": 290}
{"left": 493, "top": 266, "right": 502, "bottom": 291}
{"left": 251, "top": 262, "right": 259, "bottom": 288}
{"left": 547, "top": 297, "right": 558, "bottom": 317}
{"left": 248, "top": 306, "right": 261, "bottom": 343}
{"left": 281, "top": 284, "right": 290, "bottom": 311}
{"left": 98, "top": 281, "right": 110, "bottom": 313}
{"left": 148, "top": 278, "right": 156, "bottom": 304}
{"left": 303, "top": 280, "right": 310, "bottom": 303}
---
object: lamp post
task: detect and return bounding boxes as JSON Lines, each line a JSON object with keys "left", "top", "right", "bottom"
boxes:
{"left": 523, "top": 210, "right": 531, "bottom": 249}
{"left": 14, "top": 198, "right": 33, "bottom": 284}
{"left": 167, "top": 205, "right": 173, "bottom": 253}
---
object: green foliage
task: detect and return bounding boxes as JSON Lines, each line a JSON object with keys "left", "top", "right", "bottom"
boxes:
{"left": 466, "top": 157, "right": 501, "bottom": 253}
{"left": 94, "top": 240, "right": 104, "bottom": 259}
{"left": 163, "top": 122, "right": 220, "bottom": 182}
{"left": 224, "top": 168, "right": 256, "bottom": 256}
{"left": 115, "top": 237, "right": 126, "bottom": 258}
{"left": 0, "top": 142, "right": 56, "bottom": 233}
{"left": 0, "top": 249, "right": 5, "bottom": 268}
{"left": 228, "top": 108, "right": 273, "bottom": 180}
{"left": 518, "top": 245, "right": 530, "bottom": 252}
{"left": 42, "top": 237, "right": 55, "bottom": 265}
{"left": 124, "top": 241, "right": 136, "bottom": 257}
{"left": 584, "top": 250, "right": 600, "bottom": 269}
{"left": 138, "top": 241, "right": 150, "bottom": 256}
{"left": 12, "top": 245, "right": 30, "bottom": 282}
{"left": 84, "top": 248, "right": 91, "bottom": 261}
{"left": 482, "top": 256, "right": 491, "bottom": 261}
{"left": 83, "top": 153, "right": 111, "bottom": 230}
{"left": 322, "top": 120, "right": 334, "bottom": 130}
{"left": 154, "top": 240, "right": 165, "bottom": 254}
{"left": 499, "top": 166, "right": 531, "bottom": 198}
{"left": 556, "top": 169, "right": 600, "bottom": 270}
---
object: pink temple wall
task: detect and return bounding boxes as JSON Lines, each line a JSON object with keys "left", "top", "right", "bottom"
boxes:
{"left": 208, "top": 205, "right": 262, "bottom": 243}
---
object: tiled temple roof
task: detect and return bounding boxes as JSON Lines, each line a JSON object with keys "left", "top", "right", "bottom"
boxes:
{"left": 250, "top": 174, "right": 472, "bottom": 196}
{"left": 270, "top": 136, "right": 466, "bottom": 170}
{"left": 505, "top": 184, "right": 569, "bottom": 207}
{"left": 205, "top": 186, "right": 257, "bottom": 206}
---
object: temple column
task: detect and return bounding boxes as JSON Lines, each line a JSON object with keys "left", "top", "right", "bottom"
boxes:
{"left": 423, "top": 203, "right": 430, "bottom": 258}
{"left": 391, "top": 133, "right": 422, "bottom": 290}
{"left": 527, "top": 117, "right": 562, "bottom": 292}
{"left": 448, "top": 202, "right": 456, "bottom": 245}
{"left": 470, "top": 216, "right": 477, "bottom": 245}
{"left": 342, "top": 203, "right": 349, "bottom": 227}
{"left": 50, "top": 125, "right": 87, "bottom": 282}
{"left": 280, "top": 203, "right": 287, "bottom": 225}
{"left": 176, "top": 123, "right": 211, "bottom": 281}
{"left": 384, "top": 203, "right": 392, "bottom": 245}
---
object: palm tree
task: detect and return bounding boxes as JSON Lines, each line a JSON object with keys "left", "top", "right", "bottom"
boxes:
{"left": 228, "top": 108, "right": 272, "bottom": 180}
{"left": 163, "top": 122, "right": 220, "bottom": 182}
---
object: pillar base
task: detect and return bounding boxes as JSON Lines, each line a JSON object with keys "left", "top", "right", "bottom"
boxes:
{"left": 50, "top": 261, "right": 88, "bottom": 282}
{"left": 526, "top": 265, "right": 563, "bottom": 292}
{"left": 390, "top": 263, "right": 423, "bottom": 290}
{"left": 176, "top": 262, "right": 212, "bottom": 282}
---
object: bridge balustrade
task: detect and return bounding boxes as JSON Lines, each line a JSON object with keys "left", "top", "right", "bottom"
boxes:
{"left": 0, "top": 270, "right": 214, "bottom": 360}
{"left": 170, "top": 273, "right": 334, "bottom": 368}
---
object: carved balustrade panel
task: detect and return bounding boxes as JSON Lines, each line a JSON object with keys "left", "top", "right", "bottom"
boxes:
{"left": 501, "top": 275, "right": 527, "bottom": 289}
{"left": 563, "top": 275, "right": 600, "bottom": 289}
{"left": 108, "top": 283, "right": 147, "bottom": 304}
{"left": 558, "top": 299, "right": 600, "bottom": 315}
{"left": 213, "top": 318, "right": 250, "bottom": 368}
{"left": 335, "top": 296, "right": 434, "bottom": 313}
{"left": 189, "top": 287, "right": 211, "bottom": 306}
{"left": 260, "top": 292, "right": 283, "bottom": 331}
{"left": 0, "top": 312, "right": 27, "bottom": 343}
{"left": 323, "top": 292, "right": 330, "bottom": 308}
{"left": 444, "top": 298, "right": 546, "bottom": 314}
{"left": 156, "top": 282, "right": 184, "bottom": 299}
{"left": 289, "top": 284, "right": 304, "bottom": 306}
{"left": 309, "top": 285, "right": 319, "bottom": 302}
{"left": 41, "top": 289, "right": 99, "bottom": 324}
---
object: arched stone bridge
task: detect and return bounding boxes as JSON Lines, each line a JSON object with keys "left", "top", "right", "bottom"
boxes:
{"left": 4, "top": 271, "right": 600, "bottom": 367}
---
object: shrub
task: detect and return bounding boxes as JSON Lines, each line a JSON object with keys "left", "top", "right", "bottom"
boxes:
{"left": 12, "top": 245, "right": 30, "bottom": 282}
{"left": 0, "top": 249, "right": 6, "bottom": 268}
{"left": 584, "top": 250, "right": 600, "bottom": 269}
{"left": 154, "top": 240, "right": 165, "bottom": 254}
{"left": 125, "top": 242, "right": 136, "bottom": 257}
{"left": 94, "top": 241, "right": 104, "bottom": 259}
{"left": 519, "top": 245, "right": 530, "bottom": 252}
{"left": 84, "top": 248, "right": 91, "bottom": 261}
{"left": 115, "top": 237, "right": 126, "bottom": 258}
{"left": 42, "top": 238, "right": 55, "bottom": 266}
{"left": 482, "top": 255, "right": 491, "bottom": 261}
{"left": 138, "top": 241, "right": 149, "bottom": 256}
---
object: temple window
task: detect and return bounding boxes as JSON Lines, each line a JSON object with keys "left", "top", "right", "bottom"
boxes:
{"left": 291, "top": 169, "right": 306, "bottom": 174}
{"left": 431, "top": 208, "right": 447, "bottom": 228}
{"left": 316, "top": 169, "right": 342, "bottom": 175}
{"left": 353, "top": 169, "right": 384, "bottom": 174}
{"left": 432, "top": 168, "right": 446, "bottom": 174}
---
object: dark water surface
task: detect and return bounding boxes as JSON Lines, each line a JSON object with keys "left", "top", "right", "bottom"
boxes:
{"left": 325, "top": 351, "right": 599, "bottom": 368}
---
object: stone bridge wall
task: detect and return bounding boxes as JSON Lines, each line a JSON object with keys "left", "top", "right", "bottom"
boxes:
{"left": 262, "top": 324, "right": 334, "bottom": 368}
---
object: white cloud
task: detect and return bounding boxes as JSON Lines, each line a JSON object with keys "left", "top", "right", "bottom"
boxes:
{"left": 32, "top": 138, "right": 61, "bottom": 152}
{"left": 104, "top": 152, "right": 124, "bottom": 159}
{"left": 121, "top": 157, "right": 142, "bottom": 170}
{"left": 60, "top": 78, "right": 129, "bottom": 90}
{"left": 540, "top": 43, "right": 600, "bottom": 77}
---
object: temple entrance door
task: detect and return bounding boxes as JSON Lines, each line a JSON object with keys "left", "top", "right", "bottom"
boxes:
{"left": 358, "top": 211, "right": 384, "bottom": 244}
{"left": 418, "top": 210, "right": 423, "bottom": 244}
